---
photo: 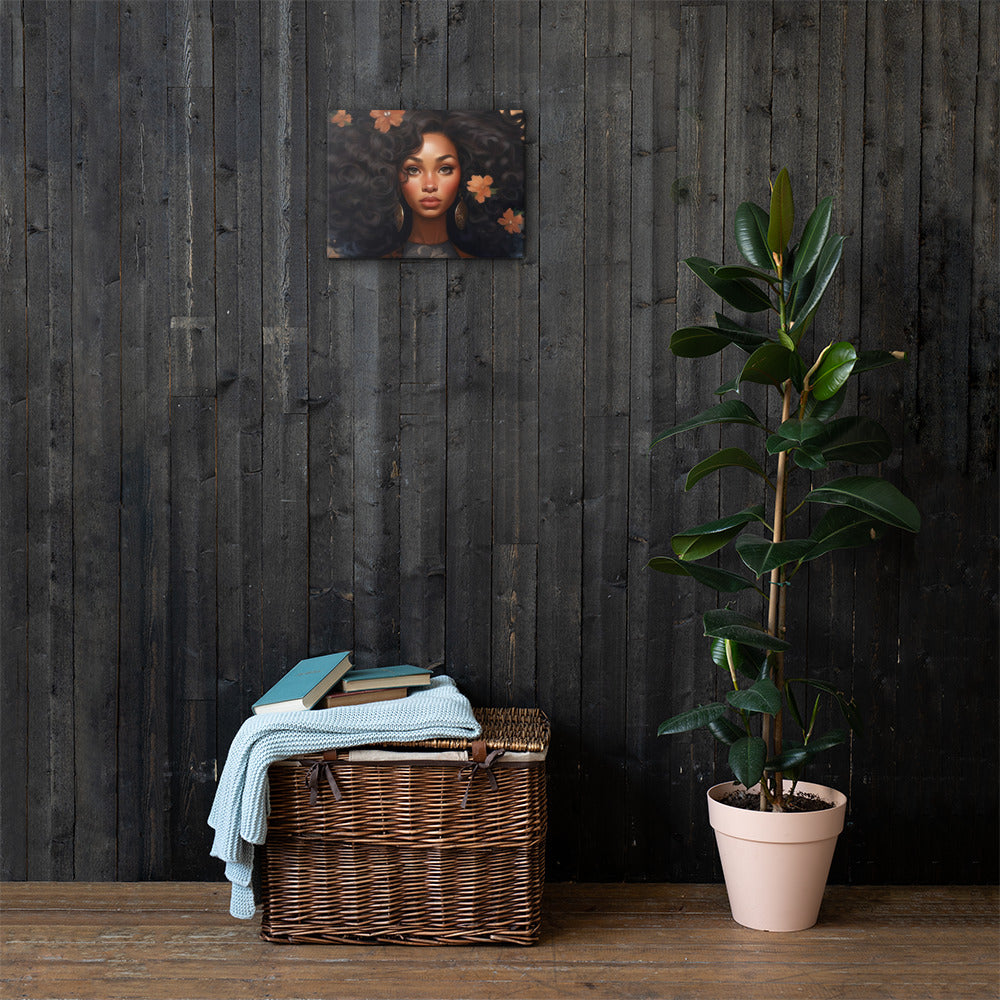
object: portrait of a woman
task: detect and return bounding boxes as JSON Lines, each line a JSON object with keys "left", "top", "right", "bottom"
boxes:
{"left": 327, "top": 109, "right": 526, "bottom": 260}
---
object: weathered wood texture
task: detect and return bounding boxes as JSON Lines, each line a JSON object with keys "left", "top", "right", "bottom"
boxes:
{"left": 1, "top": 882, "right": 998, "bottom": 1000}
{"left": 0, "top": 0, "right": 997, "bottom": 883}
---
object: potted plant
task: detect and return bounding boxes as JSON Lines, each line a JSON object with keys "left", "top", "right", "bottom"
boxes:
{"left": 651, "top": 168, "right": 920, "bottom": 931}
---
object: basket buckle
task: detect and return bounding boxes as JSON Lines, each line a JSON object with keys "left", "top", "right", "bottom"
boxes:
{"left": 460, "top": 747, "right": 504, "bottom": 808}
{"left": 306, "top": 760, "right": 343, "bottom": 806}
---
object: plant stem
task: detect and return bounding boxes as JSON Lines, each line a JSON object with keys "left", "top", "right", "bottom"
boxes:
{"left": 765, "top": 379, "right": 794, "bottom": 811}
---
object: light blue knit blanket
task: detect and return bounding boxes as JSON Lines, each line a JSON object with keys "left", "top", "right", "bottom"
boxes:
{"left": 208, "top": 675, "right": 480, "bottom": 918}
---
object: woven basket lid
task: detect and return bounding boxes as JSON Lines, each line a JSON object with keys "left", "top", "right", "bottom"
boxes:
{"left": 380, "top": 706, "right": 550, "bottom": 753}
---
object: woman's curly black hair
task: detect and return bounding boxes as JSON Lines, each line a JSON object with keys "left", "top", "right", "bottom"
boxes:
{"left": 327, "top": 109, "right": 526, "bottom": 258}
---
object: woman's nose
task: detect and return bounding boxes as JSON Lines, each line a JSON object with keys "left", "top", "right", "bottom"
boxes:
{"left": 422, "top": 174, "right": 437, "bottom": 191}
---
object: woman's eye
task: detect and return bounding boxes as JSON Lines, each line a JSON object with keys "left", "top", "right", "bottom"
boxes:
{"left": 440, "top": 165, "right": 454, "bottom": 175}
{"left": 405, "top": 166, "right": 420, "bottom": 176}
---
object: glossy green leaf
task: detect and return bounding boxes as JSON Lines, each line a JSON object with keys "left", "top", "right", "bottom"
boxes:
{"left": 803, "top": 507, "right": 882, "bottom": 561}
{"left": 658, "top": 702, "right": 727, "bottom": 736}
{"left": 792, "top": 445, "right": 828, "bottom": 471}
{"left": 811, "top": 342, "right": 858, "bottom": 400}
{"left": 790, "top": 197, "right": 833, "bottom": 282}
{"left": 670, "top": 324, "right": 774, "bottom": 358}
{"left": 815, "top": 416, "right": 892, "bottom": 465}
{"left": 803, "top": 384, "right": 847, "bottom": 421}
{"left": 738, "top": 343, "right": 806, "bottom": 391}
{"left": 767, "top": 167, "right": 794, "bottom": 253}
{"left": 703, "top": 608, "right": 791, "bottom": 651}
{"left": 734, "top": 201, "right": 773, "bottom": 269}
{"left": 711, "top": 637, "right": 767, "bottom": 681}
{"left": 685, "top": 447, "right": 770, "bottom": 490}
{"left": 729, "top": 736, "right": 767, "bottom": 788}
{"left": 685, "top": 257, "right": 773, "bottom": 313}
{"left": 787, "top": 233, "right": 845, "bottom": 326}
{"left": 712, "top": 263, "right": 781, "bottom": 287}
{"left": 708, "top": 716, "right": 745, "bottom": 746}
{"left": 803, "top": 729, "right": 848, "bottom": 753}
{"left": 766, "top": 417, "right": 827, "bottom": 453}
{"left": 715, "top": 375, "right": 741, "bottom": 395}
{"left": 651, "top": 400, "right": 764, "bottom": 448}
{"left": 854, "top": 349, "right": 907, "bottom": 374}
{"left": 735, "top": 535, "right": 815, "bottom": 576}
{"left": 805, "top": 475, "right": 920, "bottom": 532}
{"left": 766, "top": 745, "right": 813, "bottom": 771}
{"left": 671, "top": 505, "right": 766, "bottom": 561}
{"left": 647, "top": 556, "right": 757, "bottom": 593}
{"left": 727, "top": 677, "right": 782, "bottom": 716}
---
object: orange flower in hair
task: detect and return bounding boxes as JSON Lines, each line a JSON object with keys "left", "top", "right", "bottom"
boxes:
{"left": 467, "top": 175, "right": 494, "bottom": 204}
{"left": 498, "top": 209, "right": 524, "bottom": 234}
{"left": 331, "top": 110, "right": 352, "bottom": 127}
{"left": 370, "top": 109, "right": 405, "bottom": 133}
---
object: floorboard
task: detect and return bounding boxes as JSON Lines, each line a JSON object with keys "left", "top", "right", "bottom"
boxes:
{"left": 1, "top": 883, "right": 997, "bottom": 1000}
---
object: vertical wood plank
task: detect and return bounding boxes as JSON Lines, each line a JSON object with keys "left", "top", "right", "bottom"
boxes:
{"left": 579, "top": 0, "right": 632, "bottom": 879}
{"left": 23, "top": 0, "right": 74, "bottom": 880}
{"left": 214, "top": 1, "right": 264, "bottom": 751}
{"left": 307, "top": 1, "right": 356, "bottom": 662}
{"left": 351, "top": 0, "right": 402, "bottom": 668}
{"left": 261, "top": 1, "right": 310, "bottom": 684}
{"left": 904, "top": 0, "right": 991, "bottom": 882}
{"left": 668, "top": 0, "right": 729, "bottom": 882}
{"left": 166, "top": 0, "right": 217, "bottom": 880}
{"left": 625, "top": 0, "right": 680, "bottom": 881}
{"left": 0, "top": 0, "right": 27, "bottom": 881}
{"left": 445, "top": 0, "right": 494, "bottom": 705}
{"left": 118, "top": 0, "right": 172, "bottom": 879}
{"left": 853, "top": 0, "right": 923, "bottom": 883}
{"left": 536, "top": 0, "right": 585, "bottom": 880}
{"left": 491, "top": 0, "right": 539, "bottom": 707}
{"left": 398, "top": 0, "right": 448, "bottom": 670}
{"left": 70, "top": 0, "right": 120, "bottom": 880}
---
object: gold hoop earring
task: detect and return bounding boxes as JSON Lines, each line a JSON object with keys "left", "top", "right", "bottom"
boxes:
{"left": 393, "top": 202, "right": 405, "bottom": 232}
{"left": 454, "top": 199, "right": 468, "bottom": 231}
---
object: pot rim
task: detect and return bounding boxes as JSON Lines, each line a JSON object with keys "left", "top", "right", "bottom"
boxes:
{"left": 707, "top": 779, "right": 847, "bottom": 844}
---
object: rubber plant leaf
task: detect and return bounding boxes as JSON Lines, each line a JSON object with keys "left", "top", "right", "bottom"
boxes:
{"left": 707, "top": 716, "right": 744, "bottom": 746}
{"left": 854, "top": 349, "right": 907, "bottom": 374}
{"left": 711, "top": 263, "right": 781, "bottom": 287}
{"left": 647, "top": 556, "right": 757, "bottom": 594}
{"left": 651, "top": 400, "right": 764, "bottom": 448}
{"left": 711, "top": 636, "right": 766, "bottom": 680}
{"left": 766, "top": 417, "right": 827, "bottom": 454}
{"left": 803, "top": 384, "right": 847, "bottom": 421}
{"left": 703, "top": 608, "right": 791, "bottom": 652}
{"left": 802, "top": 507, "right": 882, "bottom": 562}
{"left": 805, "top": 475, "right": 921, "bottom": 532}
{"left": 766, "top": 745, "right": 813, "bottom": 771}
{"left": 734, "top": 201, "right": 773, "bottom": 269}
{"left": 727, "top": 677, "right": 783, "bottom": 716}
{"left": 787, "top": 233, "right": 845, "bottom": 331}
{"left": 738, "top": 343, "right": 806, "bottom": 391}
{"left": 735, "top": 535, "right": 815, "bottom": 577}
{"left": 685, "top": 447, "right": 771, "bottom": 490}
{"left": 814, "top": 416, "right": 892, "bottom": 465}
{"left": 657, "top": 702, "right": 727, "bottom": 736}
{"left": 670, "top": 324, "right": 772, "bottom": 358}
{"left": 790, "top": 196, "right": 833, "bottom": 282}
{"left": 684, "top": 256, "right": 773, "bottom": 313}
{"left": 811, "top": 341, "right": 858, "bottom": 400}
{"left": 767, "top": 167, "right": 794, "bottom": 254}
{"left": 671, "top": 505, "right": 766, "bottom": 561}
{"left": 729, "top": 736, "right": 767, "bottom": 789}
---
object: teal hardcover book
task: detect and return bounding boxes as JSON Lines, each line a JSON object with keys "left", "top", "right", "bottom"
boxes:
{"left": 340, "top": 664, "right": 433, "bottom": 693}
{"left": 251, "top": 651, "right": 354, "bottom": 714}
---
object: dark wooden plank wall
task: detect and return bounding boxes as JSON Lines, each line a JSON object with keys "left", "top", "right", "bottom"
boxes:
{"left": 0, "top": 0, "right": 996, "bottom": 884}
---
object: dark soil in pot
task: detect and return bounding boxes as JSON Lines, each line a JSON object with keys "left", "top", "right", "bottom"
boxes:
{"left": 721, "top": 788, "right": 836, "bottom": 812}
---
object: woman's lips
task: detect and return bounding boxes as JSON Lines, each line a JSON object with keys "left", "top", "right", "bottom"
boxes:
{"left": 420, "top": 198, "right": 441, "bottom": 208}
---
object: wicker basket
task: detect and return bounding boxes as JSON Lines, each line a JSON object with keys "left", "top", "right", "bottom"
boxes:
{"left": 259, "top": 707, "right": 549, "bottom": 946}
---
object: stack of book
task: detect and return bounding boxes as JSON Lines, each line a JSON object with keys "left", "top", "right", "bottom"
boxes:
{"left": 251, "top": 651, "right": 433, "bottom": 715}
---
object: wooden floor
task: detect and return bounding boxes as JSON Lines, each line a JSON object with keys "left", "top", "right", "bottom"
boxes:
{"left": 1, "top": 883, "right": 997, "bottom": 1000}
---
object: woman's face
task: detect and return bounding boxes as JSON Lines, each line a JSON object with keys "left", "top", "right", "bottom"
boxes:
{"left": 398, "top": 132, "right": 461, "bottom": 221}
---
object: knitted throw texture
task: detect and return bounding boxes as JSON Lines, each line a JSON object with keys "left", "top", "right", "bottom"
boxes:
{"left": 208, "top": 675, "right": 481, "bottom": 918}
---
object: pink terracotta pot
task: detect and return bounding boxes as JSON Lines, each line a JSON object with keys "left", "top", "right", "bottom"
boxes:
{"left": 707, "top": 779, "right": 847, "bottom": 932}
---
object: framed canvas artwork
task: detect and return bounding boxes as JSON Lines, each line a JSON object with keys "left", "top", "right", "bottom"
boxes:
{"left": 327, "top": 109, "right": 526, "bottom": 260}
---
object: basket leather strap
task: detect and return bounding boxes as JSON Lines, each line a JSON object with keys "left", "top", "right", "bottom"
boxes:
{"left": 460, "top": 748, "right": 504, "bottom": 809}
{"left": 306, "top": 760, "right": 343, "bottom": 806}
